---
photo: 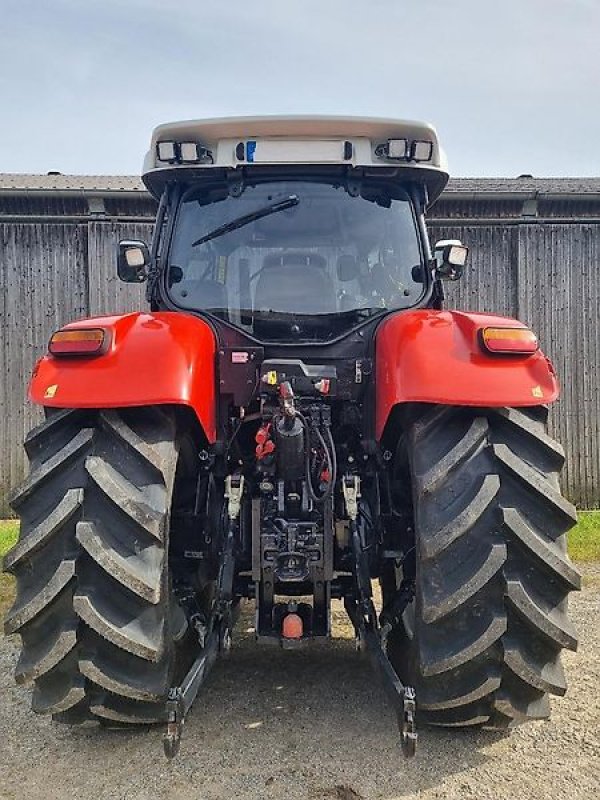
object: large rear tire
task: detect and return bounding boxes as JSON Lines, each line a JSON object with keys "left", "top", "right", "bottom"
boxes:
{"left": 4, "top": 407, "right": 192, "bottom": 725}
{"left": 386, "top": 405, "right": 580, "bottom": 729}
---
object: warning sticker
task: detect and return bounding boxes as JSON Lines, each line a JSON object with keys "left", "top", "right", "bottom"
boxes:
{"left": 231, "top": 351, "right": 249, "bottom": 364}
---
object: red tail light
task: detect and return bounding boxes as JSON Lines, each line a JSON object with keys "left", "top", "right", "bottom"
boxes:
{"left": 49, "top": 328, "right": 107, "bottom": 357}
{"left": 481, "top": 327, "right": 538, "bottom": 355}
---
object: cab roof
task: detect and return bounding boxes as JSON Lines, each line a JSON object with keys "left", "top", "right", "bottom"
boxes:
{"left": 142, "top": 115, "right": 449, "bottom": 204}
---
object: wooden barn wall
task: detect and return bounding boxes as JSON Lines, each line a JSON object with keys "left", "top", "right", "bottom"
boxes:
{"left": 429, "top": 221, "right": 600, "bottom": 508}
{"left": 0, "top": 223, "right": 89, "bottom": 516}
{"left": 87, "top": 221, "right": 153, "bottom": 315}
{"left": 516, "top": 224, "right": 600, "bottom": 509}
{"left": 429, "top": 225, "right": 518, "bottom": 317}
{"left": 0, "top": 215, "right": 599, "bottom": 514}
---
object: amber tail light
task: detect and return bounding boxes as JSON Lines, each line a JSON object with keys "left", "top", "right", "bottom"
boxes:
{"left": 49, "top": 328, "right": 107, "bottom": 357}
{"left": 481, "top": 327, "right": 539, "bottom": 355}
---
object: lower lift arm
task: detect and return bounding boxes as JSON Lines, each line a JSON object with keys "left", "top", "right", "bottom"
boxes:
{"left": 342, "top": 475, "right": 417, "bottom": 758}
{"left": 163, "top": 475, "right": 244, "bottom": 759}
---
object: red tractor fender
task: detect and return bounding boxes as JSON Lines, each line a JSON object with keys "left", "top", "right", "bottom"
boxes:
{"left": 29, "top": 311, "right": 217, "bottom": 442}
{"left": 375, "top": 309, "right": 559, "bottom": 440}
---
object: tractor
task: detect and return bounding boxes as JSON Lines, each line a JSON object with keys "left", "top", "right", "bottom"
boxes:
{"left": 4, "top": 117, "right": 580, "bottom": 758}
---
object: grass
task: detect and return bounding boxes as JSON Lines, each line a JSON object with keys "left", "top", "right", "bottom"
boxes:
{"left": 0, "top": 519, "right": 19, "bottom": 556}
{"left": 568, "top": 511, "right": 600, "bottom": 562}
{"left": 0, "top": 512, "right": 598, "bottom": 617}
{"left": 0, "top": 520, "right": 19, "bottom": 617}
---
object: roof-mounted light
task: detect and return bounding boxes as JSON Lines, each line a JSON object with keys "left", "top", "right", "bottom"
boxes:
{"left": 156, "top": 141, "right": 213, "bottom": 165}
{"left": 375, "top": 139, "right": 408, "bottom": 160}
{"left": 411, "top": 140, "right": 434, "bottom": 162}
{"left": 179, "top": 141, "right": 213, "bottom": 163}
{"left": 375, "top": 138, "right": 433, "bottom": 163}
{"left": 387, "top": 139, "right": 408, "bottom": 158}
{"left": 156, "top": 141, "right": 178, "bottom": 163}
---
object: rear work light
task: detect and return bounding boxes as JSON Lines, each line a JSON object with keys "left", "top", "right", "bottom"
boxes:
{"left": 375, "top": 138, "right": 433, "bottom": 162}
{"left": 481, "top": 327, "right": 538, "bottom": 354}
{"left": 411, "top": 140, "right": 434, "bottom": 162}
{"left": 49, "top": 328, "right": 107, "bottom": 357}
{"left": 156, "top": 140, "right": 213, "bottom": 165}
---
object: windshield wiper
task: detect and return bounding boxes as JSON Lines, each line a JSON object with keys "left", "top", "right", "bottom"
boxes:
{"left": 192, "top": 195, "right": 300, "bottom": 247}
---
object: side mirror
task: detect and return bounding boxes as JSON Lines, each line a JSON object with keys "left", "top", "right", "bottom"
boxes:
{"left": 117, "top": 240, "right": 150, "bottom": 283}
{"left": 433, "top": 239, "right": 468, "bottom": 281}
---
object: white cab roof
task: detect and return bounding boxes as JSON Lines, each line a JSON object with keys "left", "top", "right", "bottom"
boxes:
{"left": 142, "top": 115, "right": 449, "bottom": 202}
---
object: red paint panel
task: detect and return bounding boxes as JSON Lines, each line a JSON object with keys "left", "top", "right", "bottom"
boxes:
{"left": 375, "top": 309, "right": 559, "bottom": 439}
{"left": 30, "top": 312, "right": 217, "bottom": 442}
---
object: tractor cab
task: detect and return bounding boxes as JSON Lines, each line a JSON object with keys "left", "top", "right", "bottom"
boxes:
{"left": 119, "top": 117, "right": 464, "bottom": 343}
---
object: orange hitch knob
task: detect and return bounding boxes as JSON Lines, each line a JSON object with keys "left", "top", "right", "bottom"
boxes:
{"left": 282, "top": 613, "right": 303, "bottom": 640}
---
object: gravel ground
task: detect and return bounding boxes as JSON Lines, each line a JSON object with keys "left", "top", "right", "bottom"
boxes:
{"left": 0, "top": 568, "right": 598, "bottom": 800}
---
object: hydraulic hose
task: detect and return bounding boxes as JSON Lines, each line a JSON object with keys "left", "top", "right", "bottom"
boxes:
{"left": 297, "top": 411, "right": 336, "bottom": 504}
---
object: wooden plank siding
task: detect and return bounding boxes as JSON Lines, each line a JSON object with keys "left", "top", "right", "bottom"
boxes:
{"left": 0, "top": 223, "right": 89, "bottom": 516}
{"left": 428, "top": 221, "right": 600, "bottom": 508}
{"left": 516, "top": 225, "right": 600, "bottom": 509}
{"left": 87, "top": 221, "right": 152, "bottom": 316}
{"left": 0, "top": 186, "right": 598, "bottom": 513}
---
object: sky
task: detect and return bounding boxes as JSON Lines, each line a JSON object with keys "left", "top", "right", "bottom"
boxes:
{"left": 0, "top": 0, "right": 598, "bottom": 178}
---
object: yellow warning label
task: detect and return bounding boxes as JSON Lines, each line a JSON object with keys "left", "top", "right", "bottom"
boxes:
{"left": 531, "top": 385, "right": 543, "bottom": 398}
{"left": 44, "top": 384, "right": 58, "bottom": 399}
{"left": 266, "top": 370, "right": 278, "bottom": 386}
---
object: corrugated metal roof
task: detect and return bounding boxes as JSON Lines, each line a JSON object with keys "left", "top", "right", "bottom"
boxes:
{"left": 1, "top": 173, "right": 599, "bottom": 196}
{"left": 446, "top": 177, "right": 600, "bottom": 197}
{"left": 0, "top": 174, "right": 145, "bottom": 193}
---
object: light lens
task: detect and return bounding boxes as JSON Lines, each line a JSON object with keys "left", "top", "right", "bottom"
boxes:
{"left": 448, "top": 244, "right": 468, "bottom": 267}
{"left": 412, "top": 140, "right": 434, "bottom": 161}
{"left": 49, "top": 328, "right": 106, "bottom": 356}
{"left": 388, "top": 138, "right": 408, "bottom": 158}
{"left": 179, "top": 141, "right": 200, "bottom": 162}
{"left": 124, "top": 246, "right": 146, "bottom": 268}
{"left": 481, "top": 327, "right": 538, "bottom": 354}
{"left": 156, "top": 141, "right": 177, "bottom": 162}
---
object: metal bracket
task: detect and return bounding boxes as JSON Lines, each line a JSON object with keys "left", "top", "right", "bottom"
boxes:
{"left": 401, "top": 686, "right": 418, "bottom": 757}
{"left": 164, "top": 687, "right": 184, "bottom": 760}
{"left": 342, "top": 474, "right": 360, "bottom": 521}
{"left": 379, "top": 581, "right": 415, "bottom": 650}
{"left": 225, "top": 474, "right": 245, "bottom": 519}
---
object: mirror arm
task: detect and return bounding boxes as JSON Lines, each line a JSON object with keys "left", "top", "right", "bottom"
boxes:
{"left": 429, "top": 259, "right": 446, "bottom": 307}
{"left": 433, "top": 278, "right": 445, "bottom": 309}
{"left": 146, "top": 188, "right": 169, "bottom": 306}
